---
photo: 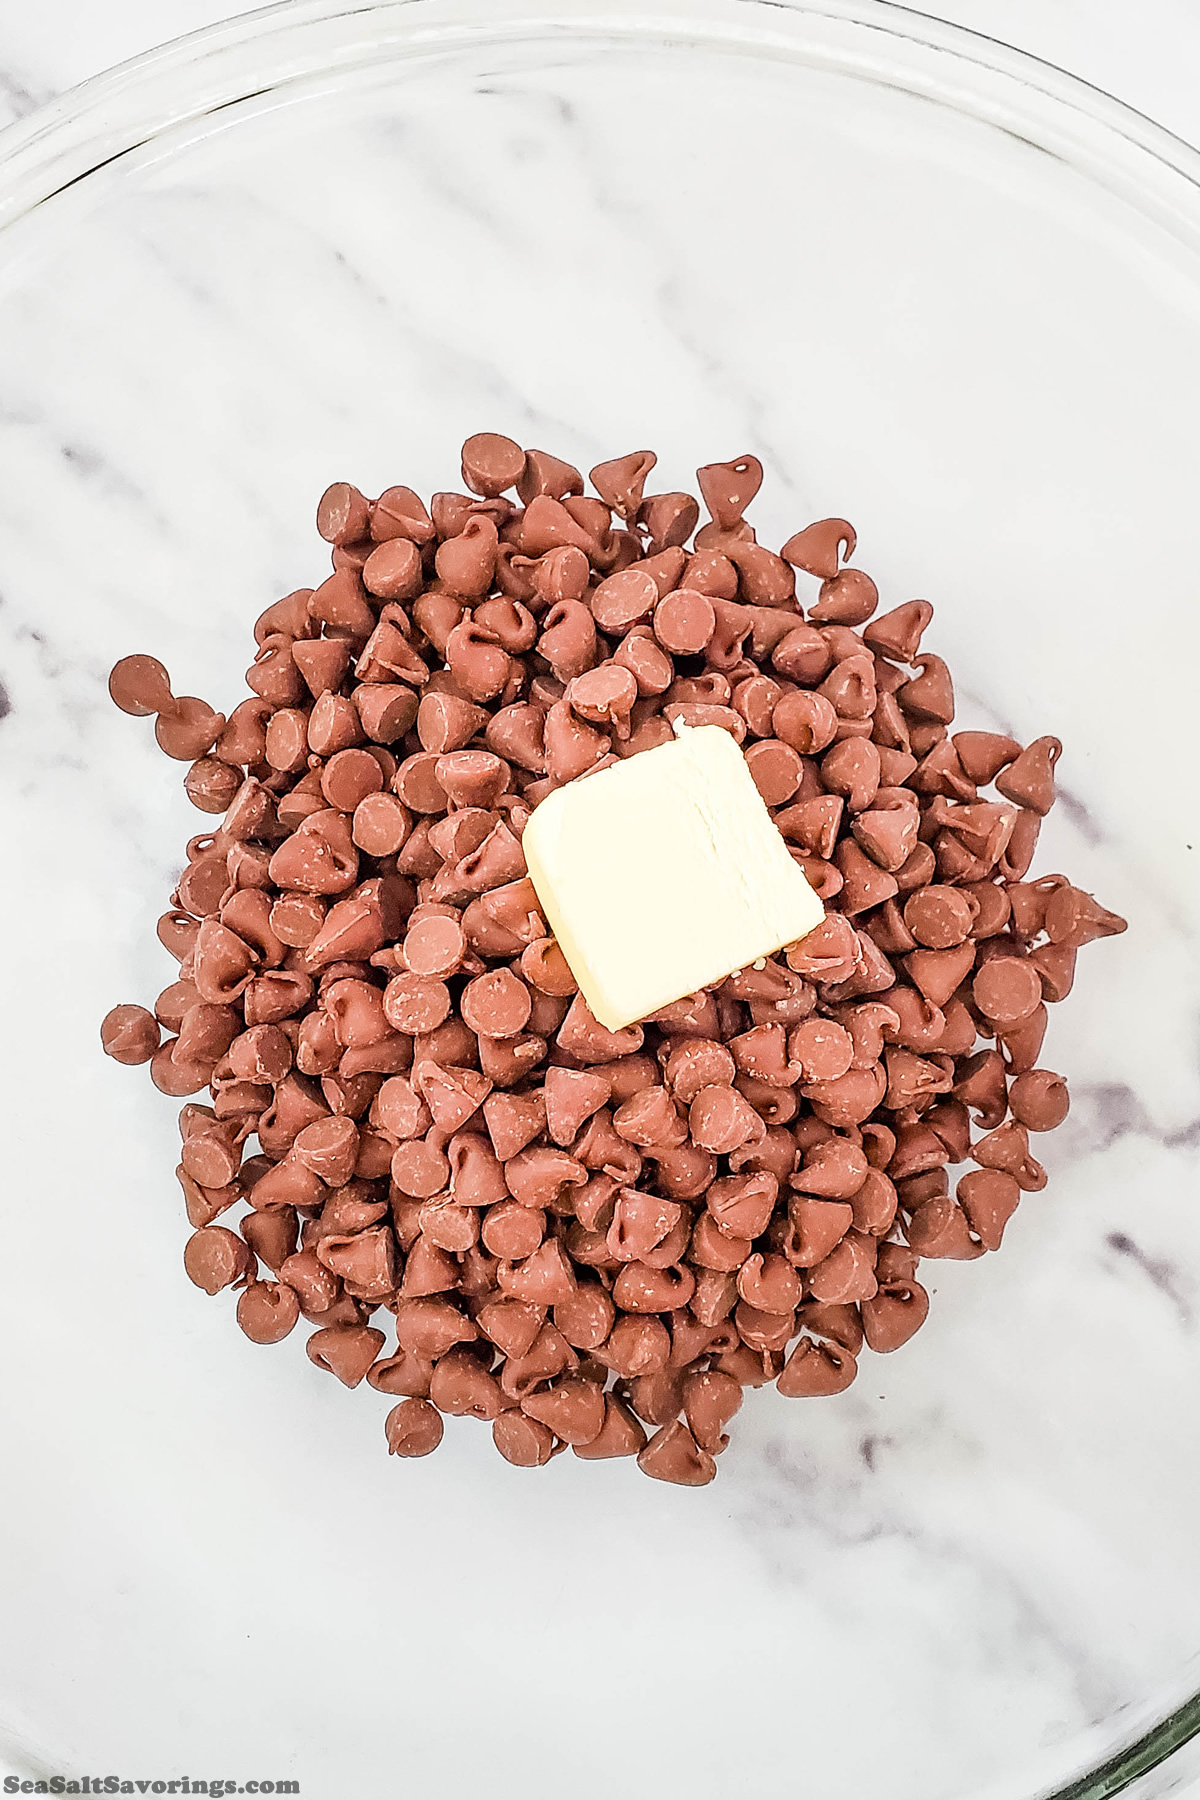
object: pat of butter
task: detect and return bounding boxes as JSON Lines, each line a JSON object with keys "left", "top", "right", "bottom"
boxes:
{"left": 523, "top": 725, "right": 825, "bottom": 1031}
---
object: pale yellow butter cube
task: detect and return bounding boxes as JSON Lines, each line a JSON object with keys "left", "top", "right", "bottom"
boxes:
{"left": 522, "top": 725, "right": 825, "bottom": 1032}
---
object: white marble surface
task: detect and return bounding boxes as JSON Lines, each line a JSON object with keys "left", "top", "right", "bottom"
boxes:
{"left": 1, "top": 6, "right": 1200, "bottom": 1800}
{"left": 3, "top": 0, "right": 1200, "bottom": 145}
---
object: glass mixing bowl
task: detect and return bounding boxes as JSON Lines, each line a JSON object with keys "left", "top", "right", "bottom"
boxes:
{"left": 2, "top": 4, "right": 1198, "bottom": 1796}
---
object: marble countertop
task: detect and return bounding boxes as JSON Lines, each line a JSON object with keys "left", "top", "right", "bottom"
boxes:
{"left": 2, "top": 0, "right": 1200, "bottom": 147}
{"left": 2, "top": 6, "right": 1199, "bottom": 1800}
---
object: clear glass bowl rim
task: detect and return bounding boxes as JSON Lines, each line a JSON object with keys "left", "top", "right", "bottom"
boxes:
{"left": 1, "top": 3, "right": 1197, "bottom": 1795}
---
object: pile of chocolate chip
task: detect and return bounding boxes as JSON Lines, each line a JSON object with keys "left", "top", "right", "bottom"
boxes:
{"left": 101, "top": 435, "right": 1126, "bottom": 1485}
